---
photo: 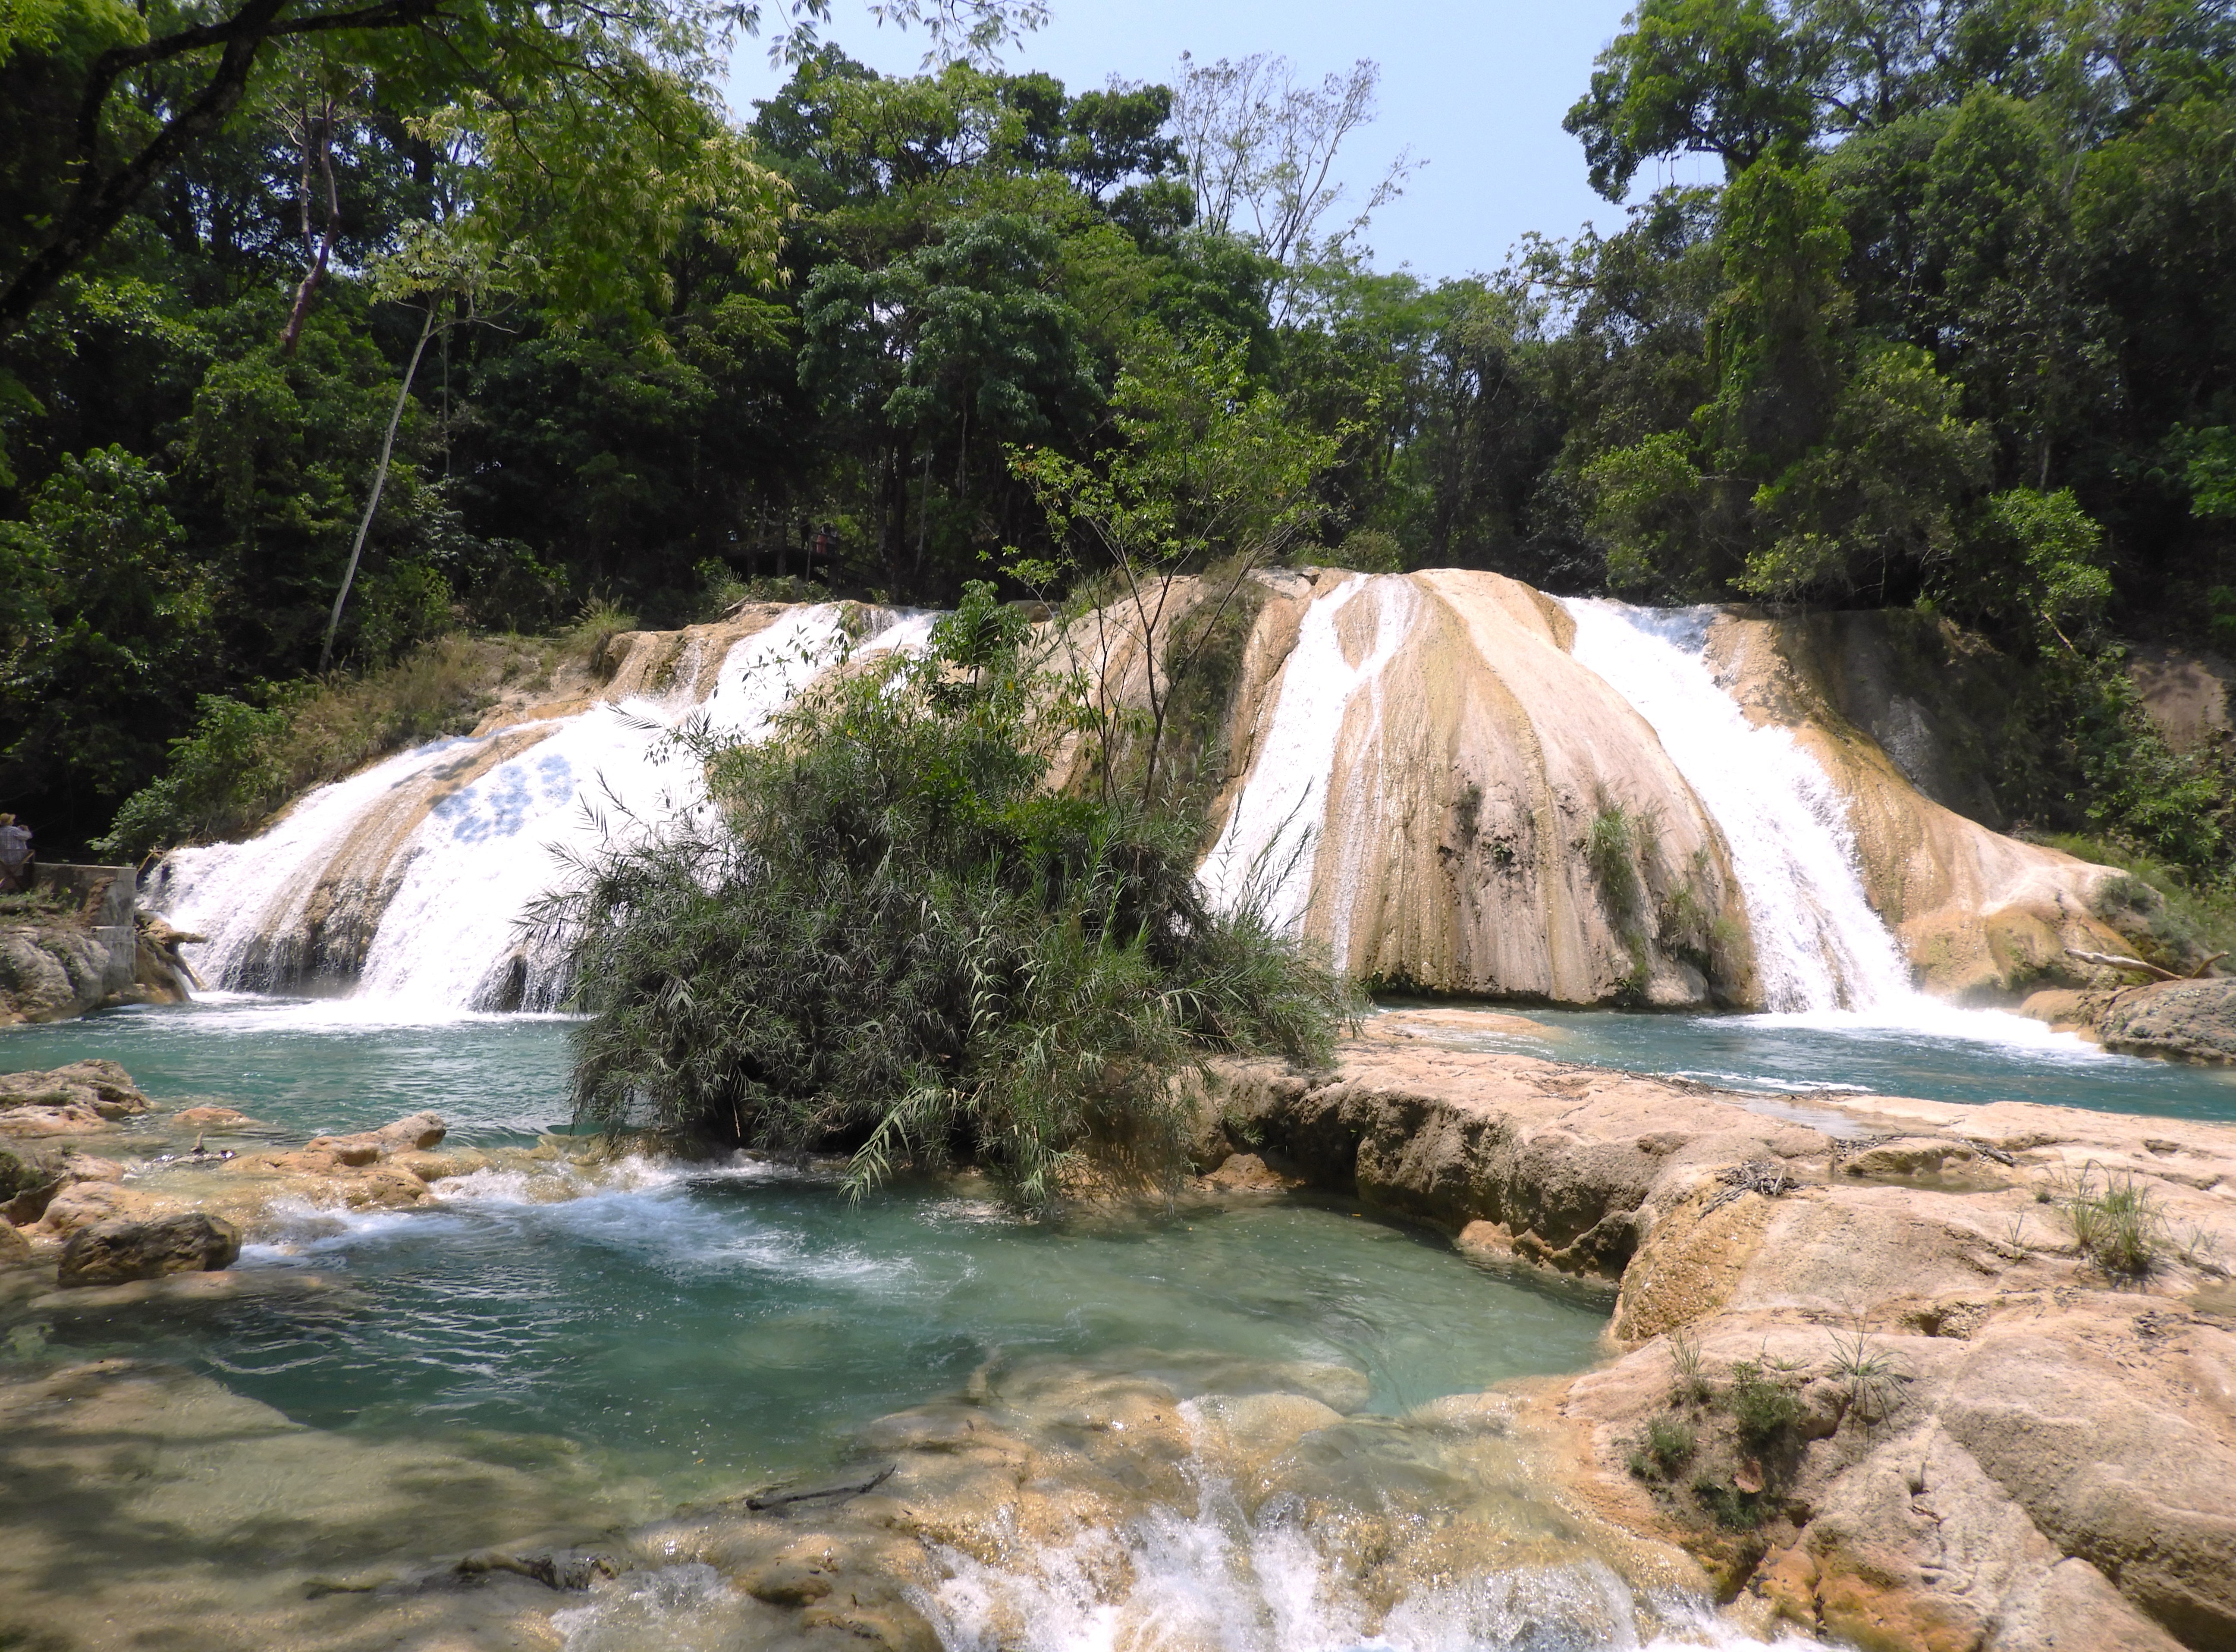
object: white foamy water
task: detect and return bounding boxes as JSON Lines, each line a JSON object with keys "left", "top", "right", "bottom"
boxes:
{"left": 1199, "top": 575, "right": 1418, "bottom": 936}
{"left": 1562, "top": 600, "right": 2106, "bottom": 1051}
{"left": 157, "top": 607, "right": 930, "bottom": 1012}
{"left": 918, "top": 1473, "right": 1811, "bottom": 1652}
{"left": 1562, "top": 600, "right": 1913, "bottom": 1013}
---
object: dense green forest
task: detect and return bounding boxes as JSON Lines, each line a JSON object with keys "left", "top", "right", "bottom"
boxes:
{"left": 3, "top": 0, "right": 2235, "bottom": 870}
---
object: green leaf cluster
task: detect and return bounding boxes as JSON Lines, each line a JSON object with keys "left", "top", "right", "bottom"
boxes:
{"left": 540, "top": 581, "right": 1349, "bottom": 1207}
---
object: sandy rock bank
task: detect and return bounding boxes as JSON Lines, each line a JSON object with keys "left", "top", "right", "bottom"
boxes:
{"left": 1205, "top": 1029, "right": 2236, "bottom": 1650}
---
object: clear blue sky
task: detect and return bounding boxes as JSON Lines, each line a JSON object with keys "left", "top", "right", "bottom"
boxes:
{"left": 723, "top": 1, "right": 1716, "bottom": 283}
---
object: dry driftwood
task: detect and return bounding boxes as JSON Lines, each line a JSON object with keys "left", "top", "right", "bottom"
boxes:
{"left": 2066, "top": 947, "right": 2184, "bottom": 983}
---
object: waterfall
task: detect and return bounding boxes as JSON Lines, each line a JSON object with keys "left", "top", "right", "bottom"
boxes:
{"left": 1561, "top": 600, "right": 1918, "bottom": 1014}
{"left": 1198, "top": 574, "right": 1418, "bottom": 938}
{"left": 157, "top": 607, "right": 930, "bottom": 1012}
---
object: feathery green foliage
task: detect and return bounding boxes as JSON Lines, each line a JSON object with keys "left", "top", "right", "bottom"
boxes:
{"left": 537, "top": 581, "right": 1349, "bottom": 1207}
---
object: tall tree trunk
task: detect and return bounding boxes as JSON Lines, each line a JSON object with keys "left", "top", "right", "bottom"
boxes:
{"left": 319, "top": 301, "right": 437, "bottom": 671}
{"left": 279, "top": 99, "right": 339, "bottom": 355}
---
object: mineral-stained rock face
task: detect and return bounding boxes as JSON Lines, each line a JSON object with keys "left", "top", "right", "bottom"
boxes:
{"left": 1206, "top": 1029, "right": 2236, "bottom": 1651}
{"left": 1179, "top": 569, "right": 2142, "bottom": 1008}
{"left": 57, "top": 1212, "right": 242, "bottom": 1287}
{"left": 1202, "top": 568, "right": 1755, "bottom": 1006}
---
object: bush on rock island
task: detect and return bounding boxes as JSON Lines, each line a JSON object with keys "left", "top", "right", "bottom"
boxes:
{"left": 534, "top": 583, "right": 1348, "bottom": 1209}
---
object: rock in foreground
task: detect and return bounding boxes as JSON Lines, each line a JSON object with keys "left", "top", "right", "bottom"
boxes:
{"left": 0, "top": 1059, "right": 151, "bottom": 1134}
{"left": 57, "top": 1212, "right": 241, "bottom": 1288}
{"left": 1206, "top": 1033, "right": 2236, "bottom": 1651}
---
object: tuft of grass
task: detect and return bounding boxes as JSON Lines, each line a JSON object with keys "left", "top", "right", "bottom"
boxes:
{"left": 1642, "top": 1414, "right": 1696, "bottom": 1476}
{"left": 1668, "top": 1326, "right": 1713, "bottom": 1406}
{"left": 1691, "top": 1474, "right": 1772, "bottom": 1531}
{"left": 2063, "top": 1163, "right": 2164, "bottom": 1277}
{"left": 1726, "top": 1355, "right": 1808, "bottom": 1454}
{"left": 560, "top": 596, "right": 641, "bottom": 680}
{"left": 1586, "top": 802, "right": 1646, "bottom": 920}
{"left": 1826, "top": 1319, "right": 1906, "bottom": 1427}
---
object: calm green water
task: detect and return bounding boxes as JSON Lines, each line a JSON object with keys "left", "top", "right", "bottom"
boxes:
{"left": 0, "top": 998, "right": 1607, "bottom": 1499}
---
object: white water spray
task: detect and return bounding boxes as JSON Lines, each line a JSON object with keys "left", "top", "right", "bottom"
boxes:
{"left": 917, "top": 1469, "right": 1815, "bottom": 1652}
{"left": 158, "top": 607, "right": 930, "bottom": 1011}
{"left": 1198, "top": 575, "right": 1417, "bottom": 937}
{"left": 1562, "top": 600, "right": 1914, "bottom": 1013}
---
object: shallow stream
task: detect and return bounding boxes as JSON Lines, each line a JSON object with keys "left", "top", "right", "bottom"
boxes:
{"left": 4, "top": 994, "right": 2226, "bottom": 1649}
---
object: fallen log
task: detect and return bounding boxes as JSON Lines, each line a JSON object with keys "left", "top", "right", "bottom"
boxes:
{"left": 2065, "top": 947, "right": 2183, "bottom": 983}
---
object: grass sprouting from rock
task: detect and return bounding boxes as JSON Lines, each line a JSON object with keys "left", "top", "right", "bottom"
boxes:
{"left": 534, "top": 583, "right": 1349, "bottom": 1209}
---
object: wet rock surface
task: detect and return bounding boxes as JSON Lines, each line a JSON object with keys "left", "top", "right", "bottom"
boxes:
{"left": 57, "top": 1211, "right": 242, "bottom": 1287}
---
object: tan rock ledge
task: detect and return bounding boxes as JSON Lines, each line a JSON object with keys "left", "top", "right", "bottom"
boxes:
{"left": 1202, "top": 1038, "right": 2236, "bottom": 1650}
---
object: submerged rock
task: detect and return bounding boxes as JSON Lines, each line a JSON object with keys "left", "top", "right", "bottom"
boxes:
{"left": 57, "top": 1211, "right": 241, "bottom": 1287}
{"left": 170, "top": 1105, "right": 250, "bottom": 1128}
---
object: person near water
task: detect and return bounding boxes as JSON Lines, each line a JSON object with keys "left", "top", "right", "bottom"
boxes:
{"left": 0, "top": 814, "right": 31, "bottom": 894}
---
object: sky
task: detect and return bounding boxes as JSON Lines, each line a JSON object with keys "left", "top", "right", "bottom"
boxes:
{"left": 722, "top": 0, "right": 1720, "bottom": 283}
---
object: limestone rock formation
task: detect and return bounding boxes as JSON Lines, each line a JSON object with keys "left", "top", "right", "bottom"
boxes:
{"left": 2098, "top": 976, "right": 2236, "bottom": 1062}
{"left": 57, "top": 1212, "right": 242, "bottom": 1287}
{"left": 0, "top": 866, "right": 154, "bottom": 1023}
{"left": 2024, "top": 976, "right": 2236, "bottom": 1063}
{"left": 0, "top": 922, "right": 120, "bottom": 1023}
{"left": 1205, "top": 1026, "right": 2236, "bottom": 1649}
{"left": 0, "top": 1059, "right": 150, "bottom": 1134}
{"left": 1200, "top": 568, "right": 1754, "bottom": 1005}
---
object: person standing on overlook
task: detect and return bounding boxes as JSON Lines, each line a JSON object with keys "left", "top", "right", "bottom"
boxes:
{"left": 0, "top": 814, "right": 32, "bottom": 893}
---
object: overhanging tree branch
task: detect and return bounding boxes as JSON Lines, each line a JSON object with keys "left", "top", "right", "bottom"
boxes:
{"left": 0, "top": 0, "right": 449, "bottom": 340}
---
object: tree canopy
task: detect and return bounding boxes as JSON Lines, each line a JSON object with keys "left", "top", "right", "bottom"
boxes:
{"left": 4, "top": 0, "right": 2236, "bottom": 882}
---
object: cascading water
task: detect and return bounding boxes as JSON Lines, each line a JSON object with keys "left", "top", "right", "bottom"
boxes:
{"left": 1561, "top": 600, "right": 1914, "bottom": 1014}
{"left": 1198, "top": 575, "right": 1417, "bottom": 938}
{"left": 156, "top": 606, "right": 931, "bottom": 1012}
